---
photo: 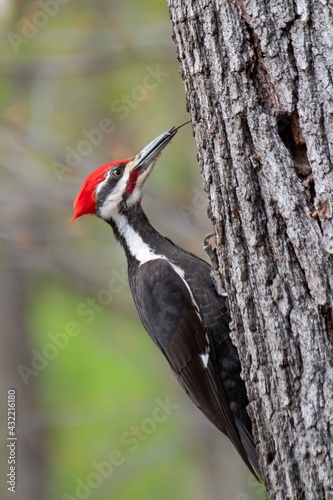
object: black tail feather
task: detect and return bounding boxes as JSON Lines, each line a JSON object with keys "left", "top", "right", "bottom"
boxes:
{"left": 235, "top": 418, "right": 262, "bottom": 482}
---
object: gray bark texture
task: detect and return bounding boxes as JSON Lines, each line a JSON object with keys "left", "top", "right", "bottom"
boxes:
{"left": 167, "top": 1, "right": 333, "bottom": 498}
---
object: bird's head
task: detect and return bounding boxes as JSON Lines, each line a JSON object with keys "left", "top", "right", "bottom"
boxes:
{"left": 72, "top": 125, "right": 183, "bottom": 222}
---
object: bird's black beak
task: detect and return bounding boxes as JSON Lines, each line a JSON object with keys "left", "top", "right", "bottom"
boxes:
{"left": 130, "top": 126, "right": 178, "bottom": 172}
{"left": 130, "top": 120, "right": 191, "bottom": 173}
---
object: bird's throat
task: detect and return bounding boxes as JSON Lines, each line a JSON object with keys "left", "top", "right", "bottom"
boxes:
{"left": 108, "top": 206, "right": 164, "bottom": 265}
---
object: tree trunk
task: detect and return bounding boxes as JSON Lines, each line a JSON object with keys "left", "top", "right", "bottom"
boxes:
{"left": 167, "top": 1, "right": 333, "bottom": 498}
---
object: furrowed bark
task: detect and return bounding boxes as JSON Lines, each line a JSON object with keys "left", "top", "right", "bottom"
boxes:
{"left": 167, "top": 0, "right": 333, "bottom": 498}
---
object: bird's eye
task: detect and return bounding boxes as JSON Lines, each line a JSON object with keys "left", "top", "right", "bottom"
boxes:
{"left": 111, "top": 168, "right": 122, "bottom": 178}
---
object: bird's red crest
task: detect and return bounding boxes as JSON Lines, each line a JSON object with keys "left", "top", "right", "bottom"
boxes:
{"left": 72, "top": 160, "right": 129, "bottom": 221}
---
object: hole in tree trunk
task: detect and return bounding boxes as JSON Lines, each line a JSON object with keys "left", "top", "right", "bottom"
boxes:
{"left": 277, "top": 111, "right": 317, "bottom": 216}
{"left": 277, "top": 111, "right": 311, "bottom": 178}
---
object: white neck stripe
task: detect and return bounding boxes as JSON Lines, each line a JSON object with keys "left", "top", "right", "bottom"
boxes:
{"left": 115, "top": 213, "right": 159, "bottom": 264}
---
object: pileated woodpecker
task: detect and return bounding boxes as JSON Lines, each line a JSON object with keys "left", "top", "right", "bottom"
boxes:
{"left": 72, "top": 123, "right": 261, "bottom": 481}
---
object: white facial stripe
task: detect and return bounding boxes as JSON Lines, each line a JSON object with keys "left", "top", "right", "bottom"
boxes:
{"left": 126, "top": 162, "right": 156, "bottom": 207}
{"left": 98, "top": 170, "right": 130, "bottom": 220}
{"left": 109, "top": 173, "right": 128, "bottom": 198}
{"left": 127, "top": 186, "right": 142, "bottom": 206}
{"left": 98, "top": 158, "right": 156, "bottom": 217}
{"left": 96, "top": 176, "right": 108, "bottom": 195}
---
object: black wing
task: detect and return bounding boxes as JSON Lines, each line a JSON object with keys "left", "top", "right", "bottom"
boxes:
{"left": 130, "top": 258, "right": 260, "bottom": 480}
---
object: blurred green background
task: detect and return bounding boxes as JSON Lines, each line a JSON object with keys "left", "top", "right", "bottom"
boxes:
{"left": 0, "top": 1, "right": 265, "bottom": 499}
